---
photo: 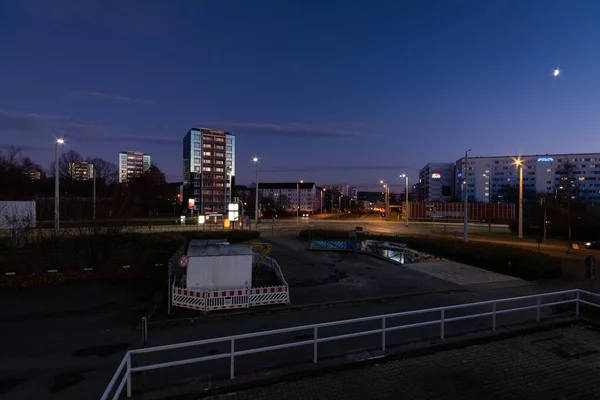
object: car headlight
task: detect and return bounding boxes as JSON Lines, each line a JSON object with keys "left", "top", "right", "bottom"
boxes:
{"left": 586, "top": 242, "right": 592, "bottom": 247}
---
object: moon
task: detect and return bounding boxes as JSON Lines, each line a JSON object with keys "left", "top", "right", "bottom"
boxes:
{"left": 553, "top": 68, "right": 560, "bottom": 77}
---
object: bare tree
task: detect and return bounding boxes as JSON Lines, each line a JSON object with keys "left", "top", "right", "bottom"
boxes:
{"left": 89, "top": 157, "right": 118, "bottom": 185}
{"left": 59, "top": 150, "right": 83, "bottom": 182}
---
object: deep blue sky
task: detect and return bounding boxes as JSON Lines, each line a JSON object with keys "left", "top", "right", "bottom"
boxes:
{"left": 1, "top": 0, "right": 599, "bottom": 190}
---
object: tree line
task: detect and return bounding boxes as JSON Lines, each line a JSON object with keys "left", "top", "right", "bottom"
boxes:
{"left": 0, "top": 146, "right": 181, "bottom": 220}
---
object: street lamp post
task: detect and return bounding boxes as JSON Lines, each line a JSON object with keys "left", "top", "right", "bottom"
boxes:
{"left": 93, "top": 165, "right": 96, "bottom": 219}
{"left": 463, "top": 149, "right": 472, "bottom": 243}
{"left": 321, "top": 188, "right": 325, "bottom": 214}
{"left": 296, "top": 180, "right": 303, "bottom": 224}
{"left": 380, "top": 180, "right": 389, "bottom": 221}
{"left": 400, "top": 174, "right": 409, "bottom": 226}
{"left": 515, "top": 158, "right": 524, "bottom": 239}
{"left": 226, "top": 166, "right": 233, "bottom": 213}
{"left": 252, "top": 157, "right": 259, "bottom": 227}
{"left": 54, "top": 138, "right": 64, "bottom": 232}
{"left": 483, "top": 173, "right": 491, "bottom": 232}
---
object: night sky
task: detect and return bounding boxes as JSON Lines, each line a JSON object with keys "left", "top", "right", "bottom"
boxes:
{"left": 1, "top": 1, "right": 599, "bottom": 190}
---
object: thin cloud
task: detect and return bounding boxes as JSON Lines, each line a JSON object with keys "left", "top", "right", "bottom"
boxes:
{"left": 260, "top": 165, "right": 416, "bottom": 173}
{"left": 91, "top": 134, "right": 179, "bottom": 145}
{"left": 0, "top": 144, "right": 51, "bottom": 152}
{"left": 74, "top": 91, "right": 157, "bottom": 106}
{"left": 0, "top": 110, "right": 68, "bottom": 133}
{"left": 200, "top": 121, "right": 360, "bottom": 138}
{"left": 63, "top": 124, "right": 178, "bottom": 145}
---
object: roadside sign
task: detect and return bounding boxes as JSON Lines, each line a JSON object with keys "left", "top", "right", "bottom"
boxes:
{"left": 349, "top": 230, "right": 357, "bottom": 239}
{"left": 179, "top": 255, "right": 189, "bottom": 268}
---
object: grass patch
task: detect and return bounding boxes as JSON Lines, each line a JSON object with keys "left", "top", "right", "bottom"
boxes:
{"left": 0, "top": 230, "right": 260, "bottom": 275}
{"left": 300, "top": 229, "right": 561, "bottom": 281}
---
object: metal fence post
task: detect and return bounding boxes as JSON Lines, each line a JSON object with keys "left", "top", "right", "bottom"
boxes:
{"left": 141, "top": 317, "right": 148, "bottom": 345}
{"left": 440, "top": 309, "right": 445, "bottom": 340}
{"left": 313, "top": 327, "right": 318, "bottom": 363}
{"left": 230, "top": 339, "right": 235, "bottom": 379}
{"left": 492, "top": 303, "right": 496, "bottom": 331}
{"left": 536, "top": 297, "right": 541, "bottom": 322}
{"left": 126, "top": 355, "right": 132, "bottom": 398}
{"left": 576, "top": 291, "right": 580, "bottom": 316}
{"left": 382, "top": 317, "right": 386, "bottom": 351}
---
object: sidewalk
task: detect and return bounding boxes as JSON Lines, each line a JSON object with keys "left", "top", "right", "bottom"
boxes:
{"left": 206, "top": 324, "right": 600, "bottom": 400}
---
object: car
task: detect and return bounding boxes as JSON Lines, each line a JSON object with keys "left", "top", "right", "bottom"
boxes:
{"left": 585, "top": 241, "right": 600, "bottom": 250}
{"left": 302, "top": 213, "right": 309, "bottom": 218}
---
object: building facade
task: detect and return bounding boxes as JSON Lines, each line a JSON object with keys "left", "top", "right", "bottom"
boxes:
{"left": 418, "top": 163, "right": 455, "bottom": 202}
{"left": 455, "top": 153, "right": 600, "bottom": 204}
{"left": 119, "top": 151, "right": 151, "bottom": 183}
{"left": 68, "top": 161, "right": 94, "bottom": 181}
{"left": 258, "top": 182, "right": 316, "bottom": 213}
{"left": 183, "top": 128, "right": 235, "bottom": 214}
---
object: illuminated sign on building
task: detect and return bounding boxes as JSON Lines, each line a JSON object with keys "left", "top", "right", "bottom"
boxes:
{"left": 537, "top": 157, "right": 554, "bottom": 162}
{"left": 431, "top": 173, "right": 441, "bottom": 179}
{"left": 188, "top": 199, "right": 195, "bottom": 209}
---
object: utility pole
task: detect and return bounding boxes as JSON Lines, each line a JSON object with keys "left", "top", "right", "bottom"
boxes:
{"left": 54, "top": 138, "right": 64, "bottom": 232}
{"left": 463, "top": 149, "right": 471, "bottom": 243}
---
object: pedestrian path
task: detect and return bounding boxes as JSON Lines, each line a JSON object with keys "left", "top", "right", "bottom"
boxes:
{"left": 208, "top": 325, "right": 600, "bottom": 400}
{"left": 406, "top": 260, "right": 523, "bottom": 286}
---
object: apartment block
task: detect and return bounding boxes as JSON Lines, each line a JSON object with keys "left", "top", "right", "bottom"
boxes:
{"left": 454, "top": 153, "right": 600, "bottom": 204}
{"left": 119, "top": 151, "right": 151, "bottom": 183}
{"left": 183, "top": 128, "right": 235, "bottom": 214}
{"left": 258, "top": 182, "right": 317, "bottom": 213}
{"left": 68, "top": 161, "right": 94, "bottom": 181}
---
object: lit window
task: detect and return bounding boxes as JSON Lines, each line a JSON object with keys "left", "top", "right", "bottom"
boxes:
{"left": 203, "top": 167, "right": 211, "bottom": 172}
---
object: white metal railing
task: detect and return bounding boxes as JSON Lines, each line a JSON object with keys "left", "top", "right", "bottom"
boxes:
{"left": 101, "top": 289, "right": 600, "bottom": 400}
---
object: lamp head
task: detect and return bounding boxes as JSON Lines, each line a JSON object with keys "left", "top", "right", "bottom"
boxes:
{"left": 56, "top": 138, "right": 65, "bottom": 144}
{"left": 252, "top": 157, "right": 258, "bottom": 163}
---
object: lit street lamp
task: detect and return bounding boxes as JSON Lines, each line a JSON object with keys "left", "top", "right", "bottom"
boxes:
{"left": 463, "top": 149, "right": 472, "bottom": 243}
{"left": 321, "top": 188, "right": 326, "bottom": 214}
{"left": 399, "top": 174, "right": 409, "bottom": 226}
{"left": 380, "top": 180, "right": 389, "bottom": 221}
{"left": 54, "top": 138, "right": 64, "bottom": 232}
{"left": 514, "top": 158, "right": 524, "bottom": 239}
{"left": 252, "top": 157, "right": 259, "bottom": 226}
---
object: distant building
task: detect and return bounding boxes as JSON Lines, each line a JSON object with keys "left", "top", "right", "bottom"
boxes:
{"left": 418, "top": 163, "right": 455, "bottom": 202}
{"left": 68, "top": 161, "right": 94, "bottom": 181}
{"left": 24, "top": 169, "right": 41, "bottom": 181}
{"left": 258, "top": 182, "right": 317, "bottom": 213}
{"left": 119, "top": 151, "right": 151, "bottom": 183}
{"left": 455, "top": 153, "right": 600, "bottom": 204}
{"left": 182, "top": 128, "right": 235, "bottom": 214}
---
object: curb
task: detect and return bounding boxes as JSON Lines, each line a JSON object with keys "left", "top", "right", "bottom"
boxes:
{"left": 143, "top": 288, "right": 467, "bottom": 329}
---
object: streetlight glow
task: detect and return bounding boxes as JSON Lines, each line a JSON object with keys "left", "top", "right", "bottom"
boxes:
{"left": 56, "top": 138, "right": 65, "bottom": 144}
{"left": 252, "top": 157, "right": 258, "bottom": 163}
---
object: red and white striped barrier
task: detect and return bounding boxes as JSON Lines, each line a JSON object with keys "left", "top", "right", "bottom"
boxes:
{"left": 204, "top": 289, "right": 250, "bottom": 311}
{"left": 172, "top": 287, "right": 205, "bottom": 311}
{"left": 250, "top": 286, "right": 289, "bottom": 306}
